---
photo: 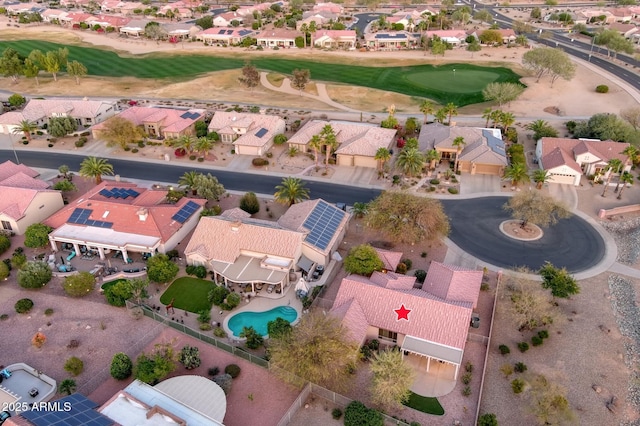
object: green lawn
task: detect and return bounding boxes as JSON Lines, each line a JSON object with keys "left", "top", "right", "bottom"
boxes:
{"left": 159, "top": 277, "right": 215, "bottom": 313}
{"left": 0, "top": 40, "right": 523, "bottom": 106}
{"left": 403, "top": 392, "right": 445, "bottom": 415}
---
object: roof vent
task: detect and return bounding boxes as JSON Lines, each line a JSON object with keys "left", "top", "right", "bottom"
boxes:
{"left": 137, "top": 208, "right": 148, "bottom": 221}
{"left": 231, "top": 221, "right": 241, "bottom": 232}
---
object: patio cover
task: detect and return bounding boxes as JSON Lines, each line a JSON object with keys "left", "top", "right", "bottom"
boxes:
{"left": 401, "top": 335, "right": 464, "bottom": 365}
{"left": 50, "top": 224, "right": 160, "bottom": 250}
{"left": 297, "top": 255, "right": 314, "bottom": 273}
{"left": 295, "top": 277, "right": 309, "bottom": 293}
{"left": 211, "top": 255, "right": 288, "bottom": 284}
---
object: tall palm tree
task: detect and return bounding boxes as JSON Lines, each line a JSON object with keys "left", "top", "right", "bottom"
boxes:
{"left": 452, "top": 136, "right": 466, "bottom": 173}
{"left": 396, "top": 147, "right": 424, "bottom": 177}
{"left": 602, "top": 158, "right": 623, "bottom": 197}
{"left": 178, "top": 170, "right": 200, "bottom": 195}
{"left": 617, "top": 171, "right": 633, "bottom": 200}
{"left": 321, "top": 125, "right": 338, "bottom": 170}
{"left": 532, "top": 169, "right": 550, "bottom": 189}
{"left": 498, "top": 112, "right": 516, "bottom": 132}
{"left": 308, "top": 134, "right": 322, "bottom": 169}
{"left": 174, "top": 135, "right": 196, "bottom": 155}
{"left": 194, "top": 137, "right": 213, "bottom": 159}
{"left": 419, "top": 100, "right": 435, "bottom": 124}
{"left": 482, "top": 107, "right": 493, "bottom": 128}
{"left": 489, "top": 109, "right": 503, "bottom": 128}
{"left": 622, "top": 145, "right": 638, "bottom": 169}
{"left": 79, "top": 157, "right": 114, "bottom": 184}
{"left": 274, "top": 177, "right": 310, "bottom": 206}
{"left": 352, "top": 202, "right": 368, "bottom": 218}
{"left": 504, "top": 163, "right": 529, "bottom": 187}
{"left": 300, "top": 23, "right": 309, "bottom": 48}
{"left": 374, "top": 147, "right": 391, "bottom": 172}
{"left": 443, "top": 102, "right": 458, "bottom": 125}
{"left": 434, "top": 108, "right": 447, "bottom": 124}
{"left": 425, "top": 149, "right": 440, "bottom": 171}
{"left": 13, "top": 120, "right": 37, "bottom": 142}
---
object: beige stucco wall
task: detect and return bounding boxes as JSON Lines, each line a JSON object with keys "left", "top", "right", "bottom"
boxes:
{"left": 13, "top": 191, "right": 64, "bottom": 235}
{"left": 161, "top": 205, "right": 203, "bottom": 254}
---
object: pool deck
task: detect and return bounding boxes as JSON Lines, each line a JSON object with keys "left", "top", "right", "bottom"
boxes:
{"left": 0, "top": 363, "right": 56, "bottom": 414}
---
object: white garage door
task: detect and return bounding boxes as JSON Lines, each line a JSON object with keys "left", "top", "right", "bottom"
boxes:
{"left": 549, "top": 173, "right": 577, "bottom": 185}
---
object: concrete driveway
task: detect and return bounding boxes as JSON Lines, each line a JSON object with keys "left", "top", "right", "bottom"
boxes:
{"left": 460, "top": 174, "right": 501, "bottom": 195}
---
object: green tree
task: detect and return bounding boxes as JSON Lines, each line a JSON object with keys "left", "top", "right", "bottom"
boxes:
{"left": 522, "top": 47, "right": 576, "bottom": 86}
{"left": 466, "top": 39, "right": 481, "bottom": 57}
{"left": 194, "top": 136, "right": 213, "bottom": 159}
{"left": 528, "top": 374, "right": 576, "bottom": 425}
{"left": 504, "top": 190, "right": 571, "bottom": 229}
{"left": 532, "top": 169, "right": 550, "bottom": 189}
{"left": 344, "top": 244, "right": 384, "bottom": 276}
{"left": 146, "top": 254, "right": 179, "bottom": 283}
{"left": 309, "top": 134, "right": 323, "bottom": 169}
{"left": 0, "top": 262, "right": 9, "bottom": 281}
{"left": 370, "top": 349, "right": 415, "bottom": 411}
{"left": 240, "top": 326, "right": 264, "bottom": 349}
{"left": 66, "top": 60, "right": 87, "bottom": 85}
{"left": 195, "top": 15, "right": 213, "bottom": 29}
{"left": 320, "top": 124, "right": 338, "bottom": 169}
{"left": 344, "top": 401, "right": 383, "bottom": 426}
{"left": 601, "top": 158, "right": 623, "bottom": 197}
{"left": 616, "top": 171, "right": 634, "bottom": 200}
{"left": 274, "top": 177, "right": 310, "bottom": 206}
{"left": 110, "top": 353, "right": 133, "bottom": 380}
{"left": 238, "top": 61, "right": 260, "bottom": 90}
{"left": 7, "top": 93, "right": 25, "bottom": 107}
{"left": 59, "top": 379, "right": 76, "bottom": 396}
{"left": 178, "top": 170, "right": 199, "bottom": 195}
{"left": 478, "top": 413, "right": 498, "bottom": 426}
{"left": 42, "top": 48, "right": 68, "bottom": 82}
{"left": 443, "top": 102, "right": 458, "bottom": 125}
{"left": 425, "top": 149, "right": 440, "bottom": 170}
{"left": 48, "top": 116, "right": 77, "bottom": 137}
{"left": 173, "top": 135, "right": 196, "bottom": 155}
{"left": 192, "top": 173, "right": 225, "bottom": 201}
{"left": 79, "top": 157, "right": 114, "bottom": 184}
{"left": 573, "top": 113, "right": 635, "bottom": 143}
{"left": 104, "top": 279, "right": 134, "bottom": 306}
{"left": 374, "top": 147, "right": 391, "bottom": 172}
{"left": 526, "top": 119, "right": 558, "bottom": 140}
{"left": 366, "top": 192, "right": 450, "bottom": 245}
{"left": 12, "top": 119, "right": 37, "bottom": 142}
{"left": 404, "top": 117, "right": 419, "bottom": 135}
{"left": 24, "top": 223, "right": 52, "bottom": 248}
{"left": 63, "top": 272, "right": 95, "bottom": 297}
{"left": 291, "top": 68, "right": 311, "bottom": 93}
{"left": 0, "top": 48, "right": 24, "bottom": 83}
{"left": 482, "top": 82, "right": 525, "bottom": 107}
{"left": 239, "top": 192, "right": 260, "bottom": 215}
{"left": 620, "top": 107, "right": 640, "bottom": 131}
{"left": 419, "top": 99, "right": 435, "bottom": 124}
{"left": 498, "top": 111, "right": 516, "bottom": 132}
{"left": 530, "top": 7, "right": 542, "bottom": 19}
{"left": 267, "top": 317, "right": 292, "bottom": 339}
{"left": 504, "top": 163, "right": 530, "bottom": 187}
{"left": 269, "top": 311, "right": 358, "bottom": 391}
{"left": 479, "top": 29, "right": 503, "bottom": 44}
{"left": 396, "top": 147, "right": 424, "bottom": 177}
{"left": 98, "top": 116, "right": 143, "bottom": 150}
{"left": 134, "top": 342, "right": 176, "bottom": 385}
{"left": 474, "top": 9, "right": 493, "bottom": 23}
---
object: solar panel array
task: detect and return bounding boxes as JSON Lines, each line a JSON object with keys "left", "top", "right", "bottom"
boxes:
{"left": 171, "top": 200, "right": 200, "bottom": 224}
{"left": 99, "top": 187, "right": 139, "bottom": 199}
{"left": 302, "top": 200, "right": 347, "bottom": 250}
{"left": 484, "top": 131, "right": 506, "bottom": 156}
{"left": 217, "top": 29, "right": 236, "bottom": 35}
{"left": 22, "top": 393, "right": 113, "bottom": 426}
{"left": 255, "top": 127, "right": 268, "bottom": 138}
{"left": 68, "top": 208, "right": 113, "bottom": 228}
{"left": 179, "top": 111, "right": 201, "bottom": 120}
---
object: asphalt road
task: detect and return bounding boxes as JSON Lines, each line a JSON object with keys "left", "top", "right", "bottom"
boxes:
{"left": 351, "top": 13, "right": 385, "bottom": 34}
{"left": 441, "top": 197, "right": 605, "bottom": 273}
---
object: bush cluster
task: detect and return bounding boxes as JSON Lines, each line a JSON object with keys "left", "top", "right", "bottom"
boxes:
{"left": 64, "top": 357, "right": 84, "bottom": 376}
{"left": 110, "top": 353, "right": 133, "bottom": 380}
{"left": 178, "top": 345, "right": 202, "bottom": 370}
{"left": 251, "top": 158, "right": 269, "bottom": 167}
{"left": 344, "top": 401, "right": 383, "bottom": 426}
{"left": 15, "top": 298, "right": 34, "bottom": 313}
{"left": 595, "top": 85, "right": 609, "bottom": 93}
{"left": 185, "top": 265, "right": 207, "bottom": 279}
{"left": 225, "top": 364, "right": 241, "bottom": 378}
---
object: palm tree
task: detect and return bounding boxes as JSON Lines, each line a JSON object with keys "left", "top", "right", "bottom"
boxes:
{"left": 622, "top": 145, "right": 638, "bottom": 169}
{"left": 174, "top": 135, "right": 196, "bottom": 155}
{"left": 13, "top": 120, "right": 37, "bottom": 142}
{"left": 482, "top": 107, "right": 493, "bottom": 128}
{"left": 617, "top": 171, "right": 634, "bottom": 200}
{"left": 79, "top": 157, "right": 114, "bottom": 184}
{"left": 601, "top": 158, "right": 623, "bottom": 197}
{"left": 532, "top": 169, "right": 550, "bottom": 189}
{"left": 58, "top": 164, "right": 70, "bottom": 179}
{"left": 194, "top": 137, "right": 213, "bottom": 159}
{"left": 489, "top": 109, "right": 503, "bottom": 128}
{"left": 452, "top": 136, "right": 466, "bottom": 173}
{"left": 425, "top": 149, "right": 440, "bottom": 171}
{"left": 178, "top": 170, "right": 200, "bottom": 195}
{"left": 274, "top": 177, "right": 310, "bottom": 206}
{"left": 308, "top": 134, "right": 322, "bottom": 169}
{"left": 300, "top": 23, "right": 309, "bottom": 48}
{"left": 374, "top": 147, "right": 391, "bottom": 172}
{"left": 443, "top": 102, "right": 458, "bottom": 125}
{"left": 498, "top": 112, "right": 516, "bottom": 132}
{"left": 321, "top": 125, "right": 338, "bottom": 170}
{"left": 419, "top": 100, "right": 435, "bottom": 124}
{"left": 396, "top": 147, "right": 424, "bottom": 177}
{"left": 434, "top": 108, "right": 447, "bottom": 124}
{"left": 352, "top": 202, "right": 368, "bottom": 218}
{"left": 504, "top": 163, "right": 529, "bottom": 187}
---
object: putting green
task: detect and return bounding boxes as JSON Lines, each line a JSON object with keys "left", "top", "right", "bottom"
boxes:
{"left": 405, "top": 68, "right": 503, "bottom": 94}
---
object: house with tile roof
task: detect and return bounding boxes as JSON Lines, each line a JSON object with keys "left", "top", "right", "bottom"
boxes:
{"left": 425, "top": 30, "right": 469, "bottom": 46}
{"left": 185, "top": 199, "right": 349, "bottom": 293}
{"left": 288, "top": 120, "right": 396, "bottom": 168}
{"left": 297, "top": 13, "right": 334, "bottom": 30}
{"left": 364, "top": 31, "right": 418, "bottom": 50}
{"left": 331, "top": 260, "right": 482, "bottom": 379}
{"left": 256, "top": 29, "right": 301, "bottom": 48}
{"left": 418, "top": 123, "right": 507, "bottom": 176}
{"left": 92, "top": 106, "right": 205, "bottom": 140}
{"left": 0, "top": 161, "right": 63, "bottom": 235}
{"left": 197, "top": 28, "right": 256, "bottom": 46}
{"left": 207, "top": 111, "right": 285, "bottom": 156}
{"left": 213, "top": 11, "right": 244, "bottom": 27}
{"left": 535, "top": 137, "right": 630, "bottom": 185}
{"left": 0, "top": 99, "right": 118, "bottom": 135}
{"left": 313, "top": 30, "right": 357, "bottom": 49}
{"left": 44, "top": 181, "right": 205, "bottom": 260}
{"left": 374, "top": 248, "right": 403, "bottom": 272}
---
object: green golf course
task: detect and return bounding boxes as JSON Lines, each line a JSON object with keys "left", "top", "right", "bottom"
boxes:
{"left": 0, "top": 40, "right": 523, "bottom": 106}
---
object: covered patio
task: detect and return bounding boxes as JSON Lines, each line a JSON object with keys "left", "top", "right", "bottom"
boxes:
{"left": 210, "top": 255, "right": 292, "bottom": 297}
{"left": 401, "top": 335, "right": 461, "bottom": 397}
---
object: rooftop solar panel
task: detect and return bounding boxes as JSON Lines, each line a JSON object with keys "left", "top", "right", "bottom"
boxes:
{"left": 22, "top": 393, "right": 112, "bottom": 426}
{"left": 302, "top": 200, "right": 347, "bottom": 250}
{"left": 255, "top": 127, "right": 268, "bottom": 138}
{"left": 171, "top": 200, "right": 200, "bottom": 223}
{"left": 180, "top": 112, "right": 192, "bottom": 119}
{"left": 99, "top": 189, "right": 112, "bottom": 198}
{"left": 126, "top": 189, "right": 140, "bottom": 197}
{"left": 218, "top": 29, "right": 226, "bottom": 34}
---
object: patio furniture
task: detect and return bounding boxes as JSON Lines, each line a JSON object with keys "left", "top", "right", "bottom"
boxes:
{"left": 66, "top": 251, "right": 76, "bottom": 261}
{"left": 256, "top": 283, "right": 263, "bottom": 291}
{"left": 267, "top": 284, "right": 275, "bottom": 294}
{"left": 29, "top": 388, "right": 39, "bottom": 398}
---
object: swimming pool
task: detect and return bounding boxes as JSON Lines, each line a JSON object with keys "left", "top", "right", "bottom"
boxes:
{"left": 227, "top": 306, "right": 298, "bottom": 337}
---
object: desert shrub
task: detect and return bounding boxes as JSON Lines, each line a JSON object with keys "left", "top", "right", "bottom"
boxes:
{"left": 499, "top": 344, "right": 511, "bottom": 355}
{"left": 402, "top": 258, "right": 412, "bottom": 270}
{"left": 67, "top": 339, "right": 80, "bottom": 349}
{"left": 199, "top": 323, "right": 212, "bottom": 331}
{"left": 137, "top": 141, "right": 145, "bottom": 147}
{"left": 64, "top": 356, "right": 84, "bottom": 376}
{"left": 500, "top": 363, "right": 514, "bottom": 378}
{"left": 430, "top": 179, "right": 440, "bottom": 184}
{"left": 15, "top": 298, "right": 34, "bottom": 313}
{"left": 212, "top": 373, "right": 232, "bottom": 395}
{"left": 518, "top": 342, "right": 529, "bottom": 352}
{"left": 462, "top": 386, "right": 472, "bottom": 396}
{"left": 0, "top": 314, "right": 8, "bottom": 321}
{"left": 104, "top": 280, "right": 133, "bottom": 306}
{"left": 17, "top": 261, "right": 52, "bottom": 289}
{"left": 63, "top": 271, "right": 95, "bottom": 297}
{"left": 448, "top": 187, "right": 459, "bottom": 194}
{"left": 0, "top": 234, "right": 10, "bottom": 254}
{"left": 538, "top": 329, "right": 549, "bottom": 339}
{"left": 332, "top": 408, "right": 343, "bottom": 419}
{"left": 239, "top": 192, "right": 260, "bottom": 215}
{"left": 344, "top": 401, "right": 383, "bottom": 426}
{"left": 110, "top": 353, "right": 133, "bottom": 380}
{"left": 395, "top": 262, "right": 408, "bottom": 274}
{"left": 31, "top": 332, "right": 46, "bottom": 348}
{"left": 421, "top": 251, "right": 427, "bottom": 258}
{"left": 0, "top": 262, "right": 9, "bottom": 281}
{"left": 274, "top": 133, "right": 288, "bottom": 145}
{"left": 531, "top": 335, "right": 543, "bottom": 346}
{"left": 505, "top": 127, "right": 518, "bottom": 143}
{"left": 465, "top": 362, "right": 474, "bottom": 373}
{"left": 511, "top": 378, "right": 525, "bottom": 393}
{"left": 213, "top": 327, "right": 227, "bottom": 338}
{"left": 461, "top": 372, "right": 472, "bottom": 384}
{"left": 222, "top": 292, "right": 241, "bottom": 310}
{"left": 178, "top": 345, "right": 202, "bottom": 370}
{"left": 44, "top": 308, "right": 54, "bottom": 316}
{"left": 197, "top": 309, "right": 211, "bottom": 324}
{"left": 208, "top": 366, "right": 220, "bottom": 376}
{"left": 414, "top": 269, "right": 427, "bottom": 283}
{"left": 59, "top": 379, "right": 76, "bottom": 396}
{"left": 595, "top": 85, "right": 609, "bottom": 93}
{"left": 514, "top": 362, "right": 528, "bottom": 373}
{"left": 478, "top": 413, "right": 498, "bottom": 426}
{"left": 24, "top": 223, "right": 52, "bottom": 248}
{"left": 252, "top": 158, "right": 269, "bottom": 167}
{"left": 225, "top": 364, "right": 241, "bottom": 378}
{"left": 132, "top": 148, "right": 139, "bottom": 153}
{"left": 208, "top": 285, "right": 230, "bottom": 306}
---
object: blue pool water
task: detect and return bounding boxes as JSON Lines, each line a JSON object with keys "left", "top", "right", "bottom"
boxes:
{"left": 228, "top": 306, "right": 298, "bottom": 337}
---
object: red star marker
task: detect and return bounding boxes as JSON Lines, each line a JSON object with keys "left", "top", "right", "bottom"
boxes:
{"left": 394, "top": 304, "right": 411, "bottom": 321}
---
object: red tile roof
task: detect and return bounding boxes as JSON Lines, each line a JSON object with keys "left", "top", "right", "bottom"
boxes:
{"left": 423, "top": 261, "right": 483, "bottom": 309}
{"left": 374, "top": 248, "right": 402, "bottom": 271}
{"left": 539, "top": 137, "right": 629, "bottom": 173}
{"left": 92, "top": 106, "right": 204, "bottom": 135}
{"left": 0, "top": 160, "right": 39, "bottom": 181}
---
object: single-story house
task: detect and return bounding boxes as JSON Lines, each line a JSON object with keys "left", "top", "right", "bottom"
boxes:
{"left": 287, "top": 120, "right": 396, "bottom": 168}
{"left": 0, "top": 161, "right": 64, "bottom": 235}
{"left": 607, "top": 7, "right": 634, "bottom": 22}
{"left": 365, "top": 31, "right": 418, "bottom": 50}
{"left": 311, "top": 2, "right": 344, "bottom": 14}
{"left": 86, "top": 14, "right": 131, "bottom": 30}
{"left": 207, "top": 111, "right": 285, "bottom": 156}
{"left": 535, "top": 137, "right": 630, "bottom": 185}
{"left": 331, "top": 260, "right": 482, "bottom": 380}
{"left": 213, "top": 11, "right": 243, "bottom": 27}
{"left": 197, "top": 28, "right": 256, "bottom": 45}
{"left": 44, "top": 181, "right": 206, "bottom": 260}
{"left": 574, "top": 9, "right": 616, "bottom": 25}
{"left": 313, "top": 30, "right": 357, "bottom": 49}
{"left": 256, "top": 29, "right": 301, "bottom": 48}
{"left": 425, "top": 30, "right": 468, "bottom": 46}
{"left": 495, "top": 29, "right": 517, "bottom": 44}
{"left": 185, "top": 199, "right": 349, "bottom": 292}
{"left": 92, "top": 106, "right": 205, "bottom": 140}
{"left": 0, "top": 99, "right": 118, "bottom": 134}
{"left": 297, "top": 14, "right": 333, "bottom": 30}
{"left": 609, "top": 22, "right": 639, "bottom": 38}
{"left": 418, "top": 123, "right": 508, "bottom": 176}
